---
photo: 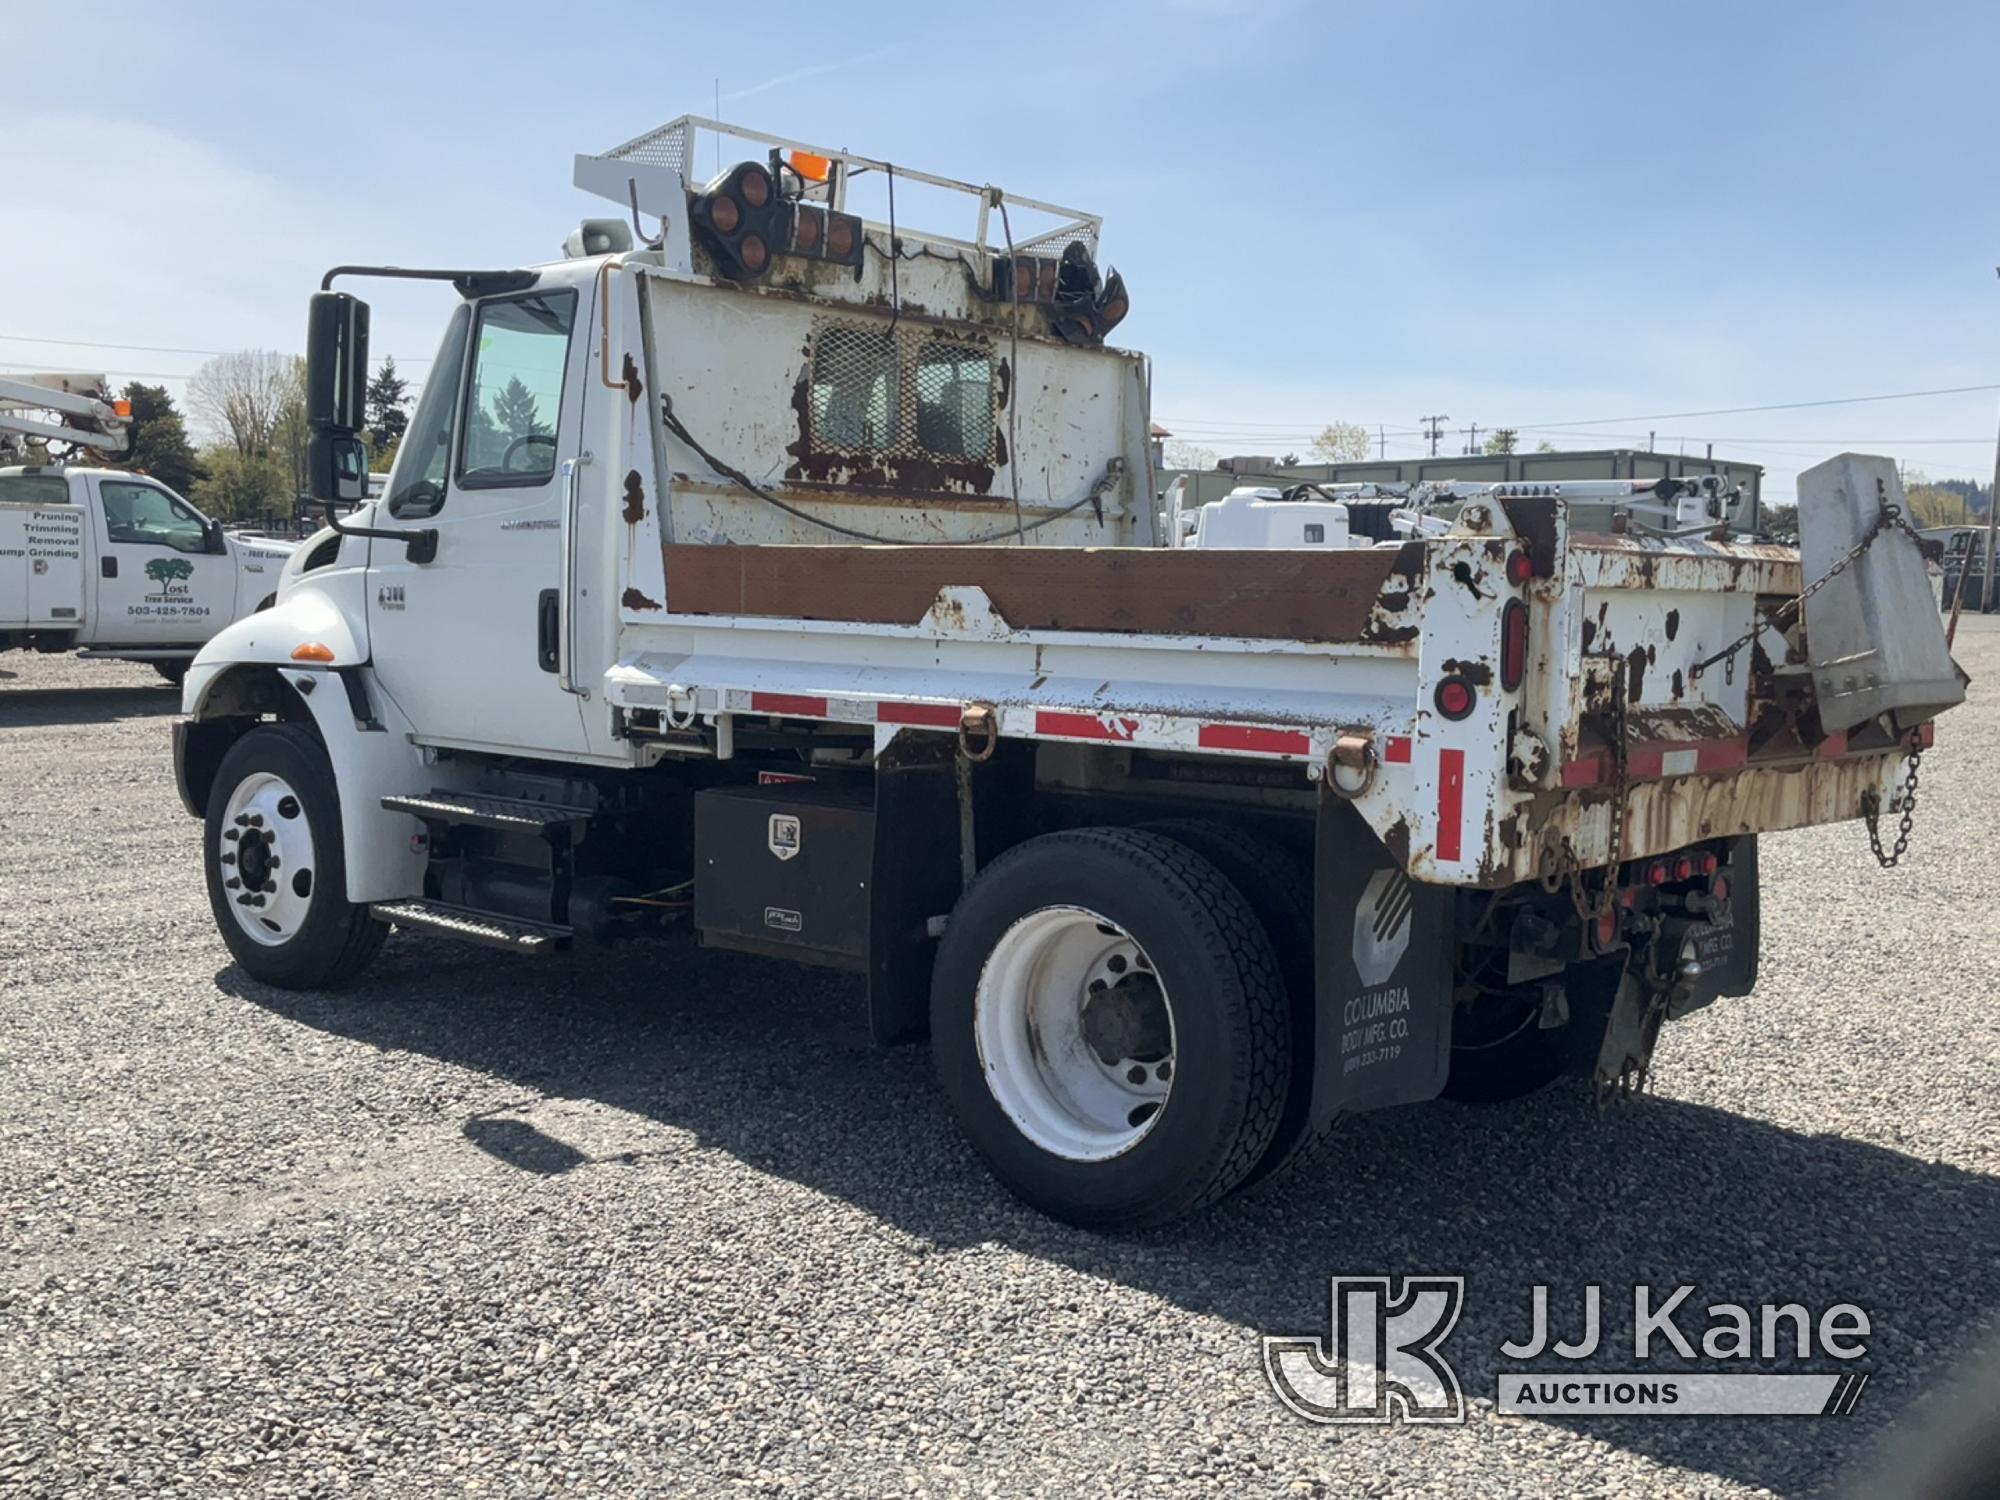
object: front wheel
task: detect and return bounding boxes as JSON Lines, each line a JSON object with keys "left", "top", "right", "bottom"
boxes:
{"left": 930, "top": 828, "right": 1291, "bottom": 1230}
{"left": 203, "top": 723, "right": 384, "bottom": 989}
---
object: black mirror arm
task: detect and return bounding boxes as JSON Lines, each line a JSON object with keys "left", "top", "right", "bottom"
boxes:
{"left": 322, "top": 497, "right": 438, "bottom": 565}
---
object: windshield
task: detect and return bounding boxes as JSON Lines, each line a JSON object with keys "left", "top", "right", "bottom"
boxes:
{"left": 386, "top": 304, "right": 473, "bottom": 519}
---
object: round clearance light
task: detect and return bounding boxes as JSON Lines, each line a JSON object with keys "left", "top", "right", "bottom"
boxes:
{"left": 1701, "top": 851, "right": 1720, "bottom": 876}
{"left": 1595, "top": 910, "right": 1619, "bottom": 951}
{"left": 793, "top": 208, "right": 822, "bottom": 252}
{"left": 1646, "top": 861, "right": 1669, "bottom": 886}
{"left": 826, "top": 215, "right": 856, "bottom": 260}
{"left": 738, "top": 165, "right": 771, "bottom": 208}
{"left": 1674, "top": 854, "right": 1695, "bottom": 881}
{"left": 1505, "top": 549, "right": 1534, "bottom": 586}
{"left": 1434, "top": 675, "right": 1476, "bottom": 721}
{"left": 708, "top": 193, "right": 740, "bottom": 235}
{"left": 738, "top": 234, "right": 769, "bottom": 273}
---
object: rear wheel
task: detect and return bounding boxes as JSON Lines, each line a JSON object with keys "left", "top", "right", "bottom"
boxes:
{"left": 1140, "top": 819, "right": 1331, "bottom": 1186}
{"left": 931, "top": 828, "right": 1290, "bottom": 1230}
{"left": 153, "top": 660, "right": 188, "bottom": 687}
{"left": 204, "top": 723, "right": 384, "bottom": 989}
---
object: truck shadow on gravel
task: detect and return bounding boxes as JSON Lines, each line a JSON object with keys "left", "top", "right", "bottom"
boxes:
{"left": 0, "top": 685, "right": 179, "bottom": 727}
{"left": 225, "top": 936, "right": 2000, "bottom": 1499}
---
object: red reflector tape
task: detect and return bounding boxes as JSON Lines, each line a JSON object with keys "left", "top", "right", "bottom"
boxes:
{"left": 1035, "top": 711, "right": 1138, "bottom": 742}
{"left": 1196, "top": 723, "right": 1310, "bottom": 756}
{"left": 1816, "top": 731, "right": 1848, "bottom": 759}
{"left": 750, "top": 692, "right": 828, "bottom": 717}
{"left": 1384, "top": 735, "right": 1413, "bottom": 764}
{"left": 1560, "top": 757, "right": 1603, "bottom": 788}
{"left": 876, "top": 700, "right": 962, "bottom": 728}
{"left": 1436, "top": 748, "right": 1465, "bottom": 862}
{"left": 1919, "top": 721, "right": 1935, "bottom": 748}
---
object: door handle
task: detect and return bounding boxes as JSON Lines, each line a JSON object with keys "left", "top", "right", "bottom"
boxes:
{"left": 537, "top": 589, "right": 560, "bottom": 673}
{"left": 557, "top": 451, "right": 592, "bottom": 697}
{"left": 101, "top": 556, "right": 118, "bottom": 579}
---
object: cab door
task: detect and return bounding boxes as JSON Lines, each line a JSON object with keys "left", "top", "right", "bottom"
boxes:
{"left": 364, "top": 283, "right": 591, "bottom": 757}
{"left": 87, "top": 475, "right": 227, "bottom": 645}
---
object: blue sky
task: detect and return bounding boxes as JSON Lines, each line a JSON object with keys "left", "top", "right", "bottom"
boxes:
{"left": 9, "top": 0, "right": 1999, "bottom": 503}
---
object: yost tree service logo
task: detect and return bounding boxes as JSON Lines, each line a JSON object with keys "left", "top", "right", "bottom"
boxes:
{"left": 145, "top": 557, "right": 195, "bottom": 596}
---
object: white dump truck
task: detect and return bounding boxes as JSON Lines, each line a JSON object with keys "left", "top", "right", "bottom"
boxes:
{"left": 174, "top": 119, "right": 1964, "bottom": 1228}
{"left": 1, "top": 375, "right": 295, "bottom": 682}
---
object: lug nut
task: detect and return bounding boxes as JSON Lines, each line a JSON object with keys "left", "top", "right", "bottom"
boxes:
{"left": 226, "top": 878, "right": 241, "bottom": 890}
{"left": 250, "top": 895, "right": 266, "bottom": 907}
{"left": 224, "top": 829, "right": 239, "bottom": 842}
{"left": 247, "top": 814, "right": 264, "bottom": 827}
{"left": 220, "top": 853, "right": 235, "bottom": 865}
{"left": 267, "top": 857, "right": 280, "bottom": 870}
{"left": 234, "top": 814, "right": 249, "bottom": 827}
{"left": 237, "top": 894, "right": 252, "bottom": 905}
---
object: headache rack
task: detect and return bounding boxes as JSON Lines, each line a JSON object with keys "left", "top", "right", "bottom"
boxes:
{"left": 576, "top": 115, "right": 1101, "bottom": 263}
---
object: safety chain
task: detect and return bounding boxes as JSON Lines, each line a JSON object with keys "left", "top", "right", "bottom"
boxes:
{"left": 1690, "top": 482, "right": 1926, "bottom": 684}
{"left": 1861, "top": 733, "right": 1924, "bottom": 869}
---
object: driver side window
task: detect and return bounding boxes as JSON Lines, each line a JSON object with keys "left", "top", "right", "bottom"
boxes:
{"left": 99, "top": 480, "right": 211, "bottom": 553}
{"left": 457, "top": 291, "right": 577, "bottom": 489}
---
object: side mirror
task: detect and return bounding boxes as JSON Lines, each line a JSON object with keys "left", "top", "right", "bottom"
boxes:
{"left": 308, "top": 430, "right": 370, "bottom": 506}
{"left": 205, "top": 518, "right": 226, "bottom": 554}
{"left": 306, "top": 292, "right": 371, "bottom": 503}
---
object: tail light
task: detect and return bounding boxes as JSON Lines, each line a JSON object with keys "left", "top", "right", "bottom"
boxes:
{"left": 1434, "top": 674, "right": 1477, "bottom": 721}
{"left": 1505, "top": 549, "right": 1533, "bottom": 586}
{"left": 1500, "top": 599, "right": 1528, "bottom": 691}
{"left": 1673, "top": 854, "right": 1695, "bottom": 881}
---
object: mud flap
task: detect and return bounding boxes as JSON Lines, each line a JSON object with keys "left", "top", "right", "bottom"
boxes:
{"left": 1308, "top": 796, "right": 1454, "bottom": 1121}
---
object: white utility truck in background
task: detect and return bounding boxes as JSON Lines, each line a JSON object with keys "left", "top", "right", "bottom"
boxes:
{"left": 1, "top": 374, "right": 295, "bottom": 684}
{"left": 173, "top": 119, "right": 1965, "bottom": 1229}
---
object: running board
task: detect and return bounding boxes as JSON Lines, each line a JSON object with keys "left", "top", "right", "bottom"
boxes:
{"left": 380, "top": 790, "right": 591, "bottom": 834}
{"left": 369, "top": 898, "right": 572, "bottom": 954}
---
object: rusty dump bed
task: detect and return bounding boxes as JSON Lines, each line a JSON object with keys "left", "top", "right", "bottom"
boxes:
{"left": 662, "top": 542, "right": 1422, "bottom": 643}
{"left": 616, "top": 468, "right": 1957, "bottom": 890}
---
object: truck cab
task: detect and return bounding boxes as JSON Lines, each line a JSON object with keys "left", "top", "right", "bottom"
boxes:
{"left": 0, "top": 466, "right": 295, "bottom": 678}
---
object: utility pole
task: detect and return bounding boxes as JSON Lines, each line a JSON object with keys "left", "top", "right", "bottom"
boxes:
{"left": 1421, "top": 415, "right": 1448, "bottom": 458}
{"left": 1461, "top": 423, "right": 1482, "bottom": 455}
{"left": 1984, "top": 393, "right": 2000, "bottom": 612}
{"left": 1986, "top": 264, "right": 2000, "bottom": 612}
{"left": 1378, "top": 424, "right": 1386, "bottom": 460}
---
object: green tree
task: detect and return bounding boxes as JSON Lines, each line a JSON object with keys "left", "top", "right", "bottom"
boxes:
{"left": 145, "top": 556, "right": 195, "bottom": 586}
{"left": 117, "top": 383, "right": 204, "bottom": 494}
{"left": 1484, "top": 427, "right": 1520, "bottom": 455}
{"left": 191, "top": 446, "right": 291, "bottom": 523}
{"left": 268, "top": 357, "right": 310, "bottom": 503}
{"left": 1310, "top": 421, "right": 1371, "bottom": 462}
{"left": 1534, "top": 440, "right": 1557, "bottom": 453}
{"left": 491, "top": 375, "right": 549, "bottom": 439}
{"left": 366, "top": 358, "right": 410, "bottom": 447}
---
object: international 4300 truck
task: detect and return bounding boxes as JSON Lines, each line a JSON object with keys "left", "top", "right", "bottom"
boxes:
{"left": 172, "top": 119, "right": 1964, "bottom": 1228}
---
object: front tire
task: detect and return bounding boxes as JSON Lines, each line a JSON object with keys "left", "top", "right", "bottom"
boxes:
{"left": 203, "top": 723, "right": 384, "bottom": 989}
{"left": 931, "top": 828, "right": 1290, "bottom": 1230}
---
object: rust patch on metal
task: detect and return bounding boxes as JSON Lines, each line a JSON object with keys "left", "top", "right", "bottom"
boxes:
{"left": 1671, "top": 668, "right": 1685, "bottom": 701}
{"left": 621, "top": 352, "right": 643, "bottom": 406}
{"left": 1443, "top": 658, "right": 1493, "bottom": 688}
{"left": 1497, "top": 493, "right": 1559, "bottom": 576}
{"left": 1626, "top": 644, "right": 1648, "bottom": 703}
{"left": 1664, "top": 607, "right": 1680, "bottom": 641}
{"left": 662, "top": 543, "right": 1406, "bottom": 642}
{"left": 621, "top": 470, "right": 647, "bottom": 526}
{"left": 1384, "top": 814, "right": 1412, "bottom": 868}
{"left": 621, "top": 586, "right": 662, "bottom": 611}
{"left": 996, "top": 357, "right": 1011, "bottom": 411}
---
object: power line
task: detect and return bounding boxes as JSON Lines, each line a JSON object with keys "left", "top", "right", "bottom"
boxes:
{"left": 1513, "top": 383, "right": 2000, "bottom": 431}
{"left": 0, "top": 332, "right": 432, "bottom": 366}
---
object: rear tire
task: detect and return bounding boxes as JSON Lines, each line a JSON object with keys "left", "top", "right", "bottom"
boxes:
{"left": 153, "top": 660, "right": 189, "bottom": 687}
{"left": 1140, "top": 819, "right": 1333, "bottom": 1186}
{"left": 930, "top": 828, "right": 1290, "bottom": 1230}
{"left": 203, "top": 723, "right": 384, "bottom": 990}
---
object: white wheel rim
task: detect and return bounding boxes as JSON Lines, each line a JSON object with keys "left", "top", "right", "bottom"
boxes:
{"left": 974, "top": 905, "right": 1176, "bottom": 1162}
{"left": 217, "top": 771, "right": 318, "bottom": 946}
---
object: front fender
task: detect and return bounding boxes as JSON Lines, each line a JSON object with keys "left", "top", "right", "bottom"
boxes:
{"left": 183, "top": 570, "right": 370, "bottom": 718}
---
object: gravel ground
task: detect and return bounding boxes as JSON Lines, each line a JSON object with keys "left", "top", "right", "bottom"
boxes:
{"left": 1, "top": 627, "right": 1996, "bottom": 1499}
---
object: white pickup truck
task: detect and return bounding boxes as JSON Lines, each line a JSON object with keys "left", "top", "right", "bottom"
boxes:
{"left": 174, "top": 118, "right": 1965, "bottom": 1229}
{"left": 1, "top": 465, "right": 295, "bottom": 683}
